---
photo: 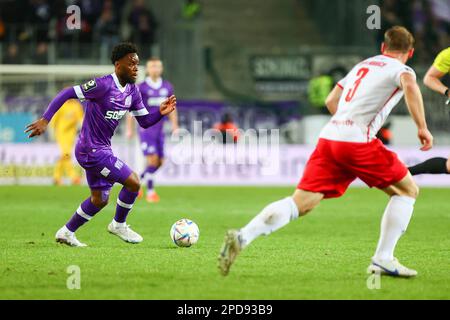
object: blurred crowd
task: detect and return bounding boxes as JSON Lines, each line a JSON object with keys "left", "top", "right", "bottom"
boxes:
{"left": 379, "top": 0, "right": 450, "bottom": 63}
{"left": 0, "top": 0, "right": 160, "bottom": 63}
{"left": 1, "top": 0, "right": 447, "bottom": 66}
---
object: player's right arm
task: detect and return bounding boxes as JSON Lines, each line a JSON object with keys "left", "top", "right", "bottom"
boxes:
{"left": 424, "top": 48, "right": 450, "bottom": 98}
{"left": 26, "top": 78, "right": 106, "bottom": 138}
{"left": 325, "top": 85, "right": 344, "bottom": 115}
{"left": 400, "top": 73, "right": 433, "bottom": 151}
{"left": 25, "top": 87, "right": 78, "bottom": 138}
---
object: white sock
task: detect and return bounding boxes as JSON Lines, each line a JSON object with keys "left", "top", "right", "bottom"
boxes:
{"left": 239, "top": 197, "right": 299, "bottom": 248}
{"left": 373, "top": 195, "right": 415, "bottom": 261}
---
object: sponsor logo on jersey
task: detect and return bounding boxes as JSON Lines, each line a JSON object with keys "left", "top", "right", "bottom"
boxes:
{"left": 105, "top": 110, "right": 127, "bottom": 120}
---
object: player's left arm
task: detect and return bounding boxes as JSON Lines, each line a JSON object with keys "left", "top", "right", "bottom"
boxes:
{"left": 25, "top": 87, "right": 78, "bottom": 138}
{"left": 325, "top": 85, "right": 343, "bottom": 115}
{"left": 400, "top": 72, "right": 433, "bottom": 151}
{"left": 131, "top": 90, "right": 177, "bottom": 129}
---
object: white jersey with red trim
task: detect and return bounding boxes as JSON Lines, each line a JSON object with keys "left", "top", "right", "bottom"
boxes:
{"left": 319, "top": 54, "right": 416, "bottom": 143}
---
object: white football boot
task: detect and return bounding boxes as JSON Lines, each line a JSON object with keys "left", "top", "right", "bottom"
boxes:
{"left": 218, "top": 230, "right": 243, "bottom": 276}
{"left": 367, "top": 257, "right": 418, "bottom": 278}
{"left": 55, "top": 226, "right": 87, "bottom": 247}
{"left": 108, "top": 220, "right": 143, "bottom": 244}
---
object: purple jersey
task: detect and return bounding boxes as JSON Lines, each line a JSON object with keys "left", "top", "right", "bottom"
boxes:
{"left": 73, "top": 73, "right": 149, "bottom": 150}
{"left": 137, "top": 77, "right": 174, "bottom": 136}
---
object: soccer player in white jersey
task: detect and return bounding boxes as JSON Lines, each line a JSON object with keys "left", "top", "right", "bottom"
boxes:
{"left": 218, "top": 26, "right": 434, "bottom": 278}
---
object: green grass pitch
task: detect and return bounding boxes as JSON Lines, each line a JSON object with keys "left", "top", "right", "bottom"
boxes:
{"left": 0, "top": 186, "right": 449, "bottom": 300}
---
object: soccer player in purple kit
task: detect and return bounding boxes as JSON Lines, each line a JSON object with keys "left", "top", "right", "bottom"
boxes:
{"left": 25, "top": 43, "right": 177, "bottom": 247}
{"left": 126, "top": 58, "right": 178, "bottom": 203}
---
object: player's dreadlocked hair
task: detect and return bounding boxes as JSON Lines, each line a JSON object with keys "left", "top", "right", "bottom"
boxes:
{"left": 110, "top": 42, "right": 138, "bottom": 64}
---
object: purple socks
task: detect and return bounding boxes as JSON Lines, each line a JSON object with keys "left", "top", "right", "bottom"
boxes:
{"left": 65, "top": 188, "right": 138, "bottom": 232}
{"left": 66, "top": 197, "right": 102, "bottom": 232}
{"left": 141, "top": 166, "right": 158, "bottom": 192}
{"left": 114, "top": 187, "right": 139, "bottom": 223}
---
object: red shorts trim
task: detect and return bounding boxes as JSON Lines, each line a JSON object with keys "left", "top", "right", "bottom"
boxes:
{"left": 298, "top": 138, "right": 408, "bottom": 199}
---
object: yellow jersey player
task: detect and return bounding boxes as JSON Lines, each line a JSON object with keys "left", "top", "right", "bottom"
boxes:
{"left": 50, "top": 99, "right": 84, "bottom": 185}
{"left": 409, "top": 47, "right": 450, "bottom": 176}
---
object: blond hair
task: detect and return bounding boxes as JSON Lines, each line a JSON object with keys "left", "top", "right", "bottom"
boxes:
{"left": 384, "top": 26, "right": 415, "bottom": 53}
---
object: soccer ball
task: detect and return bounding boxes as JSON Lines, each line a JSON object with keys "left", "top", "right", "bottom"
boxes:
{"left": 170, "top": 219, "right": 200, "bottom": 247}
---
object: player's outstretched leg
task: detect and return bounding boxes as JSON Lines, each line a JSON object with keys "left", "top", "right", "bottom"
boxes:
{"left": 55, "top": 191, "right": 108, "bottom": 247}
{"left": 409, "top": 157, "right": 450, "bottom": 175}
{"left": 141, "top": 153, "right": 163, "bottom": 203}
{"left": 108, "top": 172, "right": 143, "bottom": 244}
{"left": 141, "top": 164, "right": 159, "bottom": 203}
{"left": 368, "top": 174, "right": 419, "bottom": 277}
{"left": 218, "top": 190, "right": 322, "bottom": 276}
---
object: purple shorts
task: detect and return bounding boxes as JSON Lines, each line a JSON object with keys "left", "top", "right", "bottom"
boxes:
{"left": 139, "top": 130, "right": 165, "bottom": 158}
{"left": 75, "top": 143, "right": 133, "bottom": 191}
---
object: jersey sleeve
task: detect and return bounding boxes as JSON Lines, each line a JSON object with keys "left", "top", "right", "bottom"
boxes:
{"left": 433, "top": 48, "right": 450, "bottom": 74}
{"left": 73, "top": 77, "right": 109, "bottom": 101}
{"left": 394, "top": 65, "right": 416, "bottom": 87}
{"left": 336, "top": 76, "right": 347, "bottom": 89}
{"left": 129, "top": 87, "right": 149, "bottom": 117}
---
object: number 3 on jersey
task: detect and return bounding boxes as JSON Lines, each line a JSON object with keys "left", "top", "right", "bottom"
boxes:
{"left": 345, "top": 68, "right": 370, "bottom": 102}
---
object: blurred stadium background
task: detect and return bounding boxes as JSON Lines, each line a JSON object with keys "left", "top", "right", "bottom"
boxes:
{"left": 0, "top": 0, "right": 449, "bottom": 186}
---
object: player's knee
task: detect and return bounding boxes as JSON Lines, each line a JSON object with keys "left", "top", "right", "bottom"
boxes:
{"left": 292, "top": 190, "right": 322, "bottom": 216}
{"left": 297, "top": 202, "right": 316, "bottom": 216}
{"left": 91, "top": 195, "right": 109, "bottom": 209}
{"left": 125, "top": 172, "right": 141, "bottom": 193}
{"left": 447, "top": 158, "right": 450, "bottom": 173}
{"left": 410, "top": 183, "right": 420, "bottom": 199}
{"left": 148, "top": 156, "right": 160, "bottom": 168}
{"left": 404, "top": 183, "right": 419, "bottom": 199}
{"left": 294, "top": 197, "right": 318, "bottom": 216}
